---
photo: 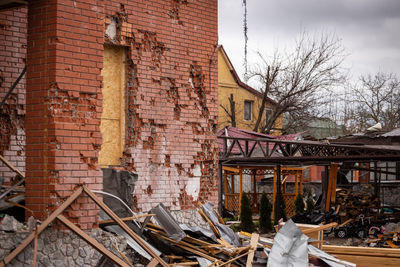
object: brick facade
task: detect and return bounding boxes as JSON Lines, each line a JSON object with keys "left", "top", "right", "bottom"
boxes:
{"left": 1, "top": 0, "right": 218, "bottom": 228}
{"left": 0, "top": 7, "right": 26, "bottom": 183}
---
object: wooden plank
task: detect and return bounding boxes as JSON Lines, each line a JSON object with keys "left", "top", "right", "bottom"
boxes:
{"left": 325, "top": 163, "right": 338, "bottom": 211}
{"left": 217, "top": 251, "right": 250, "bottom": 267}
{"left": 0, "top": 187, "right": 84, "bottom": 267}
{"left": 98, "top": 214, "right": 155, "bottom": 225}
{"left": 170, "top": 262, "right": 198, "bottom": 266}
{"left": 245, "top": 233, "right": 259, "bottom": 267}
{"left": 222, "top": 166, "right": 240, "bottom": 173}
{"left": 32, "top": 227, "right": 38, "bottom": 267}
{"left": 0, "top": 155, "right": 25, "bottom": 178}
{"left": 57, "top": 214, "right": 130, "bottom": 267}
{"left": 302, "top": 222, "right": 337, "bottom": 235}
{"left": 146, "top": 258, "right": 159, "bottom": 267}
{"left": 323, "top": 245, "right": 400, "bottom": 257}
{"left": 330, "top": 163, "right": 339, "bottom": 204}
{"left": 197, "top": 207, "right": 220, "bottom": 238}
{"left": 386, "top": 240, "right": 399, "bottom": 248}
{"left": 224, "top": 172, "right": 228, "bottom": 209}
{"left": 323, "top": 245, "right": 400, "bottom": 267}
{"left": 83, "top": 186, "right": 168, "bottom": 267}
{"left": 239, "top": 169, "right": 243, "bottom": 215}
{"left": 151, "top": 231, "right": 209, "bottom": 255}
{"left": 272, "top": 169, "right": 276, "bottom": 219}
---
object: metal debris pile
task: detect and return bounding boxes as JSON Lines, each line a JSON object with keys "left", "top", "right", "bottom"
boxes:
{"left": 115, "top": 201, "right": 356, "bottom": 267}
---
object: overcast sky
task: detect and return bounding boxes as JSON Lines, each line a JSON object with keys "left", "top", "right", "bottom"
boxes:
{"left": 218, "top": 0, "right": 400, "bottom": 84}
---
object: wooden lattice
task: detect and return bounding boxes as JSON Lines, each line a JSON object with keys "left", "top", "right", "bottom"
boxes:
{"left": 283, "top": 194, "right": 296, "bottom": 218}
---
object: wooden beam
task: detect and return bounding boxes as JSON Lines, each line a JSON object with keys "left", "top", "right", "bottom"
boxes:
{"left": 239, "top": 169, "right": 243, "bottom": 214}
{"left": 224, "top": 172, "right": 228, "bottom": 209}
{"left": 0, "top": 155, "right": 24, "bottom": 178}
{"left": 82, "top": 186, "right": 168, "bottom": 267}
{"left": 222, "top": 166, "right": 240, "bottom": 173}
{"left": 325, "top": 163, "right": 339, "bottom": 212}
{"left": 246, "top": 233, "right": 259, "bottom": 267}
{"left": 197, "top": 207, "right": 220, "bottom": 238}
{"left": 146, "top": 258, "right": 159, "bottom": 267}
{"left": 322, "top": 245, "right": 400, "bottom": 267}
{"left": 217, "top": 251, "right": 250, "bottom": 267}
{"left": 301, "top": 222, "right": 338, "bottom": 235}
{"left": 330, "top": 163, "right": 339, "bottom": 205}
{"left": 57, "top": 214, "right": 130, "bottom": 267}
{"left": 272, "top": 168, "right": 276, "bottom": 219}
{"left": 98, "top": 214, "right": 155, "bottom": 225}
{"left": 300, "top": 170, "right": 303, "bottom": 193}
{"left": 0, "top": 187, "right": 84, "bottom": 267}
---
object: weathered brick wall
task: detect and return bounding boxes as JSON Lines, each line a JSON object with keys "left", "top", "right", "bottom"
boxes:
{"left": 0, "top": 7, "right": 26, "bottom": 183}
{"left": 25, "top": 1, "right": 104, "bottom": 228}
{"left": 103, "top": 0, "right": 219, "bottom": 212}
{"left": 2, "top": 0, "right": 218, "bottom": 228}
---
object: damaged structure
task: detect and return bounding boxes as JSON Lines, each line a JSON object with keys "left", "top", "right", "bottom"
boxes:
{"left": 0, "top": 0, "right": 218, "bottom": 223}
{"left": 0, "top": 0, "right": 220, "bottom": 265}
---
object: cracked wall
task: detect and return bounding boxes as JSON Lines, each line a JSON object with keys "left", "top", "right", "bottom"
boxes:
{"left": 103, "top": 0, "right": 219, "bottom": 212}
{"left": 2, "top": 1, "right": 218, "bottom": 226}
{"left": 0, "top": 7, "right": 26, "bottom": 184}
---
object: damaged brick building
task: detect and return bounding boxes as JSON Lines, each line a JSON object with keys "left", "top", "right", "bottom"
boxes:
{"left": 0, "top": 0, "right": 218, "bottom": 229}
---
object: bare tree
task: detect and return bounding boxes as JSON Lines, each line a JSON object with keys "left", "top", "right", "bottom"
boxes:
{"left": 220, "top": 94, "right": 237, "bottom": 127}
{"left": 249, "top": 33, "right": 346, "bottom": 134}
{"left": 344, "top": 73, "right": 400, "bottom": 132}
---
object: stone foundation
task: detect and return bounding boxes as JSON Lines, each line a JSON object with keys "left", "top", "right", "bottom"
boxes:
{"left": 0, "top": 228, "right": 129, "bottom": 267}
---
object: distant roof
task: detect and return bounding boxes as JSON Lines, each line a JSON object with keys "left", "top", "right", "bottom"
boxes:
{"left": 382, "top": 128, "right": 400, "bottom": 137}
{"left": 218, "top": 45, "right": 277, "bottom": 105}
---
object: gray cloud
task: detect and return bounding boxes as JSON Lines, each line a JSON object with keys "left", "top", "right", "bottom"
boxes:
{"left": 219, "top": 0, "right": 400, "bottom": 80}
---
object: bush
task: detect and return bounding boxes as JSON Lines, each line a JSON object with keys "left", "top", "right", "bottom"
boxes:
{"left": 306, "top": 189, "right": 315, "bottom": 213}
{"left": 259, "top": 192, "right": 273, "bottom": 233}
{"left": 239, "top": 193, "right": 255, "bottom": 233}
{"left": 294, "top": 193, "right": 305, "bottom": 215}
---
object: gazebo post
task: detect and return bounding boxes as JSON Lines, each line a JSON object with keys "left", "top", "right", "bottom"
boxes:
{"left": 295, "top": 172, "right": 299, "bottom": 196}
{"left": 274, "top": 165, "right": 283, "bottom": 221}
{"left": 252, "top": 169, "right": 257, "bottom": 211}
{"left": 300, "top": 169, "right": 304, "bottom": 195}
{"left": 272, "top": 167, "right": 277, "bottom": 219}
{"left": 239, "top": 168, "right": 243, "bottom": 214}
{"left": 224, "top": 171, "right": 228, "bottom": 209}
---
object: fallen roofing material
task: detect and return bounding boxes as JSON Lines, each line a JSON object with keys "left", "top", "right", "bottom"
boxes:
{"left": 200, "top": 202, "right": 241, "bottom": 247}
{"left": 151, "top": 203, "right": 186, "bottom": 242}
{"left": 267, "top": 219, "right": 309, "bottom": 267}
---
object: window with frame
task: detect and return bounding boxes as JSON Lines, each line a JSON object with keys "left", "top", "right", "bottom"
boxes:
{"left": 244, "top": 100, "right": 252, "bottom": 121}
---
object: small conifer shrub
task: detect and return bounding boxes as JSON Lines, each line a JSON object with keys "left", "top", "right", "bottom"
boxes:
{"left": 240, "top": 193, "right": 255, "bottom": 233}
{"left": 259, "top": 192, "right": 273, "bottom": 233}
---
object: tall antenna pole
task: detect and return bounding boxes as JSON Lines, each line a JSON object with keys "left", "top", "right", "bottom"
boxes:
{"left": 243, "top": 0, "right": 248, "bottom": 82}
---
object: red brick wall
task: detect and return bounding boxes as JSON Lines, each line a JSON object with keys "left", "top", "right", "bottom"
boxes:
{"left": 25, "top": 1, "right": 104, "bottom": 228}
{"left": 104, "top": 0, "right": 219, "bottom": 212}
{"left": 3, "top": 0, "right": 218, "bottom": 228}
{"left": 0, "top": 7, "right": 26, "bottom": 183}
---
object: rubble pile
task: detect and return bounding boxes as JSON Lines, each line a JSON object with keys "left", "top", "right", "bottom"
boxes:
{"left": 335, "top": 186, "right": 378, "bottom": 220}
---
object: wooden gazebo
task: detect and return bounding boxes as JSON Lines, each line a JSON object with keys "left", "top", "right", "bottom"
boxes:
{"left": 218, "top": 133, "right": 400, "bottom": 221}
{"left": 222, "top": 165, "right": 304, "bottom": 218}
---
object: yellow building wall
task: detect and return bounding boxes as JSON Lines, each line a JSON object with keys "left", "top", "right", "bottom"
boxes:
{"left": 99, "top": 45, "right": 126, "bottom": 166}
{"left": 218, "top": 49, "right": 282, "bottom": 135}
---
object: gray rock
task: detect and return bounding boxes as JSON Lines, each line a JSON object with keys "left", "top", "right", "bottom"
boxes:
{"left": 0, "top": 215, "right": 24, "bottom": 232}
{"left": 79, "top": 247, "right": 87, "bottom": 258}
{"left": 75, "top": 257, "right": 84, "bottom": 266}
{"left": 66, "top": 244, "right": 74, "bottom": 256}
